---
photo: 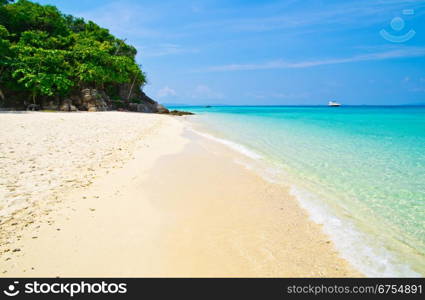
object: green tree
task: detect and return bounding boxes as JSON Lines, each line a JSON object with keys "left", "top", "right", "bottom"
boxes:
{"left": 0, "top": 25, "right": 11, "bottom": 102}
{"left": 5, "top": 0, "right": 68, "bottom": 38}
{"left": 11, "top": 43, "right": 73, "bottom": 104}
{"left": 0, "top": 0, "right": 147, "bottom": 108}
{"left": 0, "top": 25, "right": 11, "bottom": 64}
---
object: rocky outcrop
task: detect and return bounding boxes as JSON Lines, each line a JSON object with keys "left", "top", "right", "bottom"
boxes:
{"left": 56, "top": 86, "right": 165, "bottom": 113}
{"left": 80, "top": 89, "right": 108, "bottom": 112}
{"left": 58, "top": 88, "right": 109, "bottom": 112}
{"left": 128, "top": 103, "right": 150, "bottom": 112}
{"left": 156, "top": 104, "right": 169, "bottom": 114}
{"left": 118, "top": 83, "right": 138, "bottom": 101}
{"left": 1, "top": 83, "right": 192, "bottom": 115}
{"left": 128, "top": 102, "right": 169, "bottom": 113}
{"left": 59, "top": 99, "right": 77, "bottom": 112}
{"left": 42, "top": 99, "right": 58, "bottom": 111}
{"left": 168, "top": 110, "right": 194, "bottom": 116}
{"left": 127, "top": 90, "right": 170, "bottom": 114}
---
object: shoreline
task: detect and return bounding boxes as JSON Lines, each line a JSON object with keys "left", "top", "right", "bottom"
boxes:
{"left": 188, "top": 124, "right": 423, "bottom": 277}
{"left": 185, "top": 111, "right": 424, "bottom": 277}
{"left": 0, "top": 112, "right": 360, "bottom": 277}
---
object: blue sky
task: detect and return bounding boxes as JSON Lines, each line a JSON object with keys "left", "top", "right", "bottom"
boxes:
{"left": 36, "top": 0, "right": 425, "bottom": 105}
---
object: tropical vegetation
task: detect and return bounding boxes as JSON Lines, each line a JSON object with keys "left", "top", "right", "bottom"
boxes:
{"left": 0, "top": 0, "right": 146, "bottom": 109}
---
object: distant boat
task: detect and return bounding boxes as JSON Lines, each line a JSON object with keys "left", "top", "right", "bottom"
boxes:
{"left": 205, "top": 105, "right": 212, "bottom": 108}
{"left": 328, "top": 101, "right": 341, "bottom": 107}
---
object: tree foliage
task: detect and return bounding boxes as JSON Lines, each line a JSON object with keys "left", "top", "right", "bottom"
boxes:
{"left": 0, "top": 0, "right": 146, "bottom": 107}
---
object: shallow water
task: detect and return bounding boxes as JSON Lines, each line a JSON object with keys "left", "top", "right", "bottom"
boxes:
{"left": 171, "top": 105, "right": 425, "bottom": 277}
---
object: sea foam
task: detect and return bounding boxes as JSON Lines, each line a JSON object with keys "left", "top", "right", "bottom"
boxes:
{"left": 190, "top": 128, "right": 263, "bottom": 160}
{"left": 188, "top": 121, "right": 422, "bottom": 277}
{"left": 290, "top": 186, "right": 421, "bottom": 277}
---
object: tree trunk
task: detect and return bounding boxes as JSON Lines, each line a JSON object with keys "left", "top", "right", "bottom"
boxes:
{"left": 127, "top": 76, "right": 137, "bottom": 102}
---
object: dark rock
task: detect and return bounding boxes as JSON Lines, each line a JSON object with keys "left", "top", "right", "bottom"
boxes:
{"left": 129, "top": 102, "right": 153, "bottom": 113}
{"left": 81, "top": 89, "right": 108, "bottom": 112}
{"left": 127, "top": 91, "right": 168, "bottom": 113}
{"left": 118, "top": 83, "right": 136, "bottom": 101}
{"left": 156, "top": 104, "right": 169, "bottom": 114}
{"left": 59, "top": 100, "right": 70, "bottom": 111}
{"left": 26, "top": 104, "right": 40, "bottom": 111}
{"left": 41, "top": 97, "right": 59, "bottom": 110}
{"left": 1, "top": 81, "right": 171, "bottom": 114}
{"left": 43, "top": 101, "right": 58, "bottom": 110}
{"left": 168, "top": 110, "right": 194, "bottom": 116}
{"left": 70, "top": 94, "right": 82, "bottom": 107}
{"left": 59, "top": 99, "right": 77, "bottom": 112}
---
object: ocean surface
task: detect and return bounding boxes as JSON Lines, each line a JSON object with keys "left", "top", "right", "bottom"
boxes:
{"left": 170, "top": 105, "right": 425, "bottom": 277}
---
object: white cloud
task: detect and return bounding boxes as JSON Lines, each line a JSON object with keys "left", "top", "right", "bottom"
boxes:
{"left": 186, "top": 0, "right": 425, "bottom": 34}
{"left": 207, "top": 47, "right": 425, "bottom": 72}
{"left": 157, "top": 86, "right": 177, "bottom": 98}
{"left": 191, "top": 85, "right": 223, "bottom": 99}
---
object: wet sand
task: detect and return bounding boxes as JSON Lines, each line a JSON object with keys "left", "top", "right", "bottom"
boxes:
{"left": 0, "top": 112, "right": 360, "bottom": 277}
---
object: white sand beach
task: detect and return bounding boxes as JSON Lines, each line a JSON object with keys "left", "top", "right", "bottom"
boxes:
{"left": 0, "top": 112, "right": 360, "bottom": 277}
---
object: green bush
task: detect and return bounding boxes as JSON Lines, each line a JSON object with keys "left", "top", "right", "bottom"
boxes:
{"left": 0, "top": 0, "right": 146, "bottom": 107}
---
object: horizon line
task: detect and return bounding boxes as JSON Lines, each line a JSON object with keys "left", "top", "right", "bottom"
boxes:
{"left": 164, "top": 104, "right": 425, "bottom": 107}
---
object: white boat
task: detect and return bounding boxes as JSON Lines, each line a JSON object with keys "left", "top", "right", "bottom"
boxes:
{"left": 328, "top": 101, "right": 341, "bottom": 107}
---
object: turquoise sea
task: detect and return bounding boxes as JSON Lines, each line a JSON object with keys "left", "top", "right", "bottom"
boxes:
{"left": 171, "top": 105, "right": 425, "bottom": 277}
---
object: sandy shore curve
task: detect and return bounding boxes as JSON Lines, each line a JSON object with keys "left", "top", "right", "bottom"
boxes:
{"left": 0, "top": 112, "right": 360, "bottom": 277}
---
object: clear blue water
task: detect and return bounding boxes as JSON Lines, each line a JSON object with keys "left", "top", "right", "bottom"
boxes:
{"left": 171, "top": 105, "right": 425, "bottom": 277}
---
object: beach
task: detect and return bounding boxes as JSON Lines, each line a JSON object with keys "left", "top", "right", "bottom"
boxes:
{"left": 179, "top": 106, "right": 425, "bottom": 277}
{"left": 0, "top": 111, "right": 359, "bottom": 277}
